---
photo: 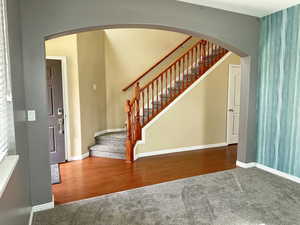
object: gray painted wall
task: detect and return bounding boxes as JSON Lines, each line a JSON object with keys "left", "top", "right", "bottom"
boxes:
{"left": 0, "top": 0, "right": 31, "bottom": 224}
{"left": 19, "top": 0, "right": 260, "bottom": 205}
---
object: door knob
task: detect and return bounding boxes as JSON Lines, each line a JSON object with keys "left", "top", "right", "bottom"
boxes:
{"left": 58, "top": 118, "right": 64, "bottom": 134}
{"left": 57, "top": 108, "right": 63, "bottom": 115}
{"left": 228, "top": 109, "right": 234, "bottom": 112}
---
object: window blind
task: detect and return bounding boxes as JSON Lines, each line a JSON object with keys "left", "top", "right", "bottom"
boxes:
{"left": 0, "top": 0, "right": 13, "bottom": 163}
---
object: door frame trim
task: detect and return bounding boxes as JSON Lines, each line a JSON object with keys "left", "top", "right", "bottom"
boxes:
{"left": 46, "top": 56, "right": 70, "bottom": 161}
{"left": 227, "top": 64, "right": 241, "bottom": 145}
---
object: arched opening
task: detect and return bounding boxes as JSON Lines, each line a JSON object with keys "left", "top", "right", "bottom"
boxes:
{"left": 46, "top": 24, "right": 248, "bottom": 57}
{"left": 43, "top": 25, "right": 249, "bottom": 204}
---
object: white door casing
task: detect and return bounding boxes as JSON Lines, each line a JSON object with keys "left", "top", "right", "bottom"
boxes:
{"left": 46, "top": 56, "right": 70, "bottom": 161}
{"left": 227, "top": 64, "right": 241, "bottom": 144}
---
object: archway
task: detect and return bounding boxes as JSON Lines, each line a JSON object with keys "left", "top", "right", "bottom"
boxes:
{"left": 44, "top": 26, "right": 248, "bottom": 204}
{"left": 19, "top": 0, "right": 259, "bottom": 206}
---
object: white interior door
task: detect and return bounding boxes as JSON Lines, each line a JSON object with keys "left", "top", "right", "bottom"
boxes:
{"left": 227, "top": 64, "right": 241, "bottom": 144}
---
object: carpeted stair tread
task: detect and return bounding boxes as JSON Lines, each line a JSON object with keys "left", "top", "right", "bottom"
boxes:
{"left": 96, "top": 131, "right": 126, "bottom": 140}
{"left": 91, "top": 131, "right": 126, "bottom": 160}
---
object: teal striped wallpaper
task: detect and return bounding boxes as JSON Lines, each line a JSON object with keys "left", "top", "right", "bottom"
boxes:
{"left": 257, "top": 5, "right": 300, "bottom": 178}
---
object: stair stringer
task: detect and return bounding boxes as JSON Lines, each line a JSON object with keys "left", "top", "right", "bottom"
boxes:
{"left": 133, "top": 52, "right": 233, "bottom": 160}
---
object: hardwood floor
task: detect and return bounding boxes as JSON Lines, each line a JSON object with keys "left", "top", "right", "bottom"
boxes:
{"left": 52, "top": 145, "right": 237, "bottom": 204}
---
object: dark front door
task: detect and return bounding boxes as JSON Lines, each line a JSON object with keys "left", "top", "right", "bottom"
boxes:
{"left": 46, "top": 59, "right": 66, "bottom": 164}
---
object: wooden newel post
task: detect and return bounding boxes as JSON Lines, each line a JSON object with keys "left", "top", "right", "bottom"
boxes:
{"left": 135, "top": 82, "right": 141, "bottom": 141}
{"left": 125, "top": 100, "right": 133, "bottom": 163}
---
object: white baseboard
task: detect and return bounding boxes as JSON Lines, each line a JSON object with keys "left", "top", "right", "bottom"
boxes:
{"left": 255, "top": 163, "right": 300, "bottom": 184}
{"left": 29, "top": 200, "right": 54, "bottom": 225}
{"left": 94, "top": 128, "right": 125, "bottom": 137}
{"left": 28, "top": 208, "right": 33, "bottom": 225}
{"left": 32, "top": 196, "right": 54, "bottom": 213}
{"left": 68, "top": 152, "right": 90, "bottom": 161}
{"left": 135, "top": 142, "right": 228, "bottom": 160}
{"left": 236, "top": 161, "right": 300, "bottom": 184}
{"left": 28, "top": 197, "right": 54, "bottom": 225}
{"left": 32, "top": 201, "right": 54, "bottom": 213}
{"left": 236, "top": 161, "right": 256, "bottom": 168}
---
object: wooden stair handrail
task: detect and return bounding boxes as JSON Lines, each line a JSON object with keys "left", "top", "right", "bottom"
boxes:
{"left": 140, "top": 40, "right": 205, "bottom": 92}
{"left": 125, "top": 39, "right": 228, "bottom": 163}
{"left": 122, "top": 36, "right": 192, "bottom": 92}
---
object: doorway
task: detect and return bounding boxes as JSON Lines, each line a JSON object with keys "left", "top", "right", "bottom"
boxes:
{"left": 227, "top": 64, "right": 241, "bottom": 144}
{"left": 46, "top": 56, "right": 70, "bottom": 165}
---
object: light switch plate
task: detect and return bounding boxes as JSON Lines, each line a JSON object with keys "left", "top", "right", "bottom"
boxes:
{"left": 92, "top": 84, "right": 97, "bottom": 91}
{"left": 27, "top": 110, "right": 36, "bottom": 121}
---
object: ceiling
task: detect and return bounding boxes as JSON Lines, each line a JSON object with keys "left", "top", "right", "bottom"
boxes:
{"left": 177, "top": 0, "right": 300, "bottom": 17}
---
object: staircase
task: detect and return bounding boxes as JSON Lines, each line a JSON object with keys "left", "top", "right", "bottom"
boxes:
{"left": 124, "top": 39, "right": 228, "bottom": 162}
{"left": 90, "top": 131, "right": 126, "bottom": 159}
{"left": 89, "top": 38, "right": 228, "bottom": 162}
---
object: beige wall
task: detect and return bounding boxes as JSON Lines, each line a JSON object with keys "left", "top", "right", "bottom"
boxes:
{"left": 45, "top": 35, "right": 82, "bottom": 158}
{"left": 104, "top": 29, "right": 189, "bottom": 128}
{"left": 77, "top": 30, "right": 106, "bottom": 154}
{"left": 45, "top": 31, "right": 106, "bottom": 157}
{"left": 135, "top": 53, "right": 241, "bottom": 154}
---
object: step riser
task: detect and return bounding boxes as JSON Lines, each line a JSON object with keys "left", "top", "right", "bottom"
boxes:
{"left": 94, "top": 144, "right": 125, "bottom": 152}
{"left": 90, "top": 151, "right": 125, "bottom": 159}
{"left": 96, "top": 135, "right": 126, "bottom": 141}
{"left": 96, "top": 139, "right": 125, "bottom": 146}
{"left": 90, "top": 146, "right": 125, "bottom": 153}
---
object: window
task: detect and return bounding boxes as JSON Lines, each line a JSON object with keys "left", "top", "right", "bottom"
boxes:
{"left": 0, "top": 0, "right": 13, "bottom": 163}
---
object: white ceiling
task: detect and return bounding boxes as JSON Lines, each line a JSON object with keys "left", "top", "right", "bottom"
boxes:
{"left": 177, "top": 0, "right": 300, "bottom": 17}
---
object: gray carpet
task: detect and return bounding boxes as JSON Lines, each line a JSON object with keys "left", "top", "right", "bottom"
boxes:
{"left": 33, "top": 168, "right": 300, "bottom": 225}
{"left": 50, "top": 164, "right": 61, "bottom": 184}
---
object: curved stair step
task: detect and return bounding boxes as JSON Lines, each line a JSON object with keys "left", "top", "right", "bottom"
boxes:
{"left": 96, "top": 139, "right": 125, "bottom": 146}
{"left": 95, "top": 131, "right": 126, "bottom": 145}
{"left": 93, "top": 131, "right": 126, "bottom": 160}
{"left": 90, "top": 144, "right": 125, "bottom": 153}
{"left": 90, "top": 150, "right": 125, "bottom": 159}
